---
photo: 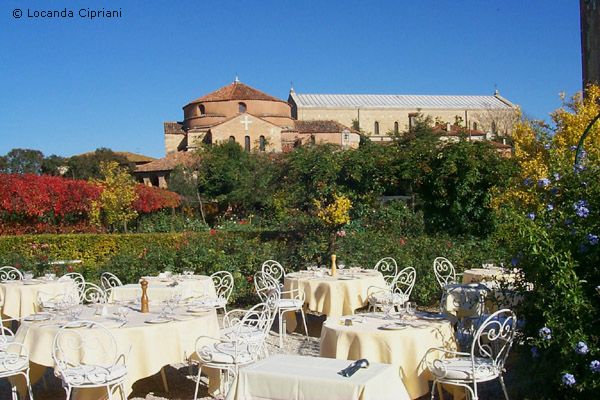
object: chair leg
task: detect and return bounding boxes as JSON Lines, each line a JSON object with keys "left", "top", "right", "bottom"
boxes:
{"left": 107, "top": 384, "right": 114, "bottom": 400}
{"left": 436, "top": 382, "right": 444, "bottom": 400}
{"left": 25, "top": 371, "right": 34, "bottom": 400}
{"left": 299, "top": 308, "right": 309, "bottom": 338}
{"left": 499, "top": 375, "right": 510, "bottom": 400}
{"left": 160, "top": 367, "right": 169, "bottom": 392}
{"left": 64, "top": 386, "right": 72, "bottom": 400}
{"left": 278, "top": 311, "right": 283, "bottom": 348}
{"left": 193, "top": 365, "right": 203, "bottom": 400}
{"left": 429, "top": 380, "right": 436, "bottom": 400}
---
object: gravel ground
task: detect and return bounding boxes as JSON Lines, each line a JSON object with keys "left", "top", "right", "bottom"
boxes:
{"left": 1, "top": 312, "right": 516, "bottom": 399}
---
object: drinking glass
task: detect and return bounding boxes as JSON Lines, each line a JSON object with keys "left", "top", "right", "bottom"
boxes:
{"left": 23, "top": 271, "right": 34, "bottom": 281}
{"left": 117, "top": 306, "right": 130, "bottom": 322}
{"left": 405, "top": 301, "right": 416, "bottom": 317}
{"left": 382, "top": 293, "right": 394, "bottom": 319}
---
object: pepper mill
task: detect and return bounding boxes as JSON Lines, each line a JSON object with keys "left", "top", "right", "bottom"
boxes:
{"left": 140, "top": 279, "right": 149, "bottom": 313}
{"left": 331, "top": 254, "right": 337, "bottom": 277}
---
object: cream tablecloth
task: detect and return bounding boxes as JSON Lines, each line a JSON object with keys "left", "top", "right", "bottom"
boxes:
{"left": 284, "top": 270, "right": 387, "bottom": 331}
{"left": 226, "top": 354, "right": 410, "bottom": 400}
{"left": 14, "top": 304, "right": 220, "bottom": 399}
{"left": 0, "top": 279, "right": 76, "bottom": 319}
{"left": 320, "top": 313, "right": 456, "bottom": 399}
{"left": 462, "top": 268, "right": 515, "bottom": 284}
{"left": 108, "top": 275, "right": 216, "bottom": 303}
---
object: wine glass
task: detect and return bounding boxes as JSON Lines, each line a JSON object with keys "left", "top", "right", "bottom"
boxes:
{"left": 117, "top": 306, "right": 130, "bottom": 323}
{"left": 405, "top": 301, "right": 416, "bottom": 317}
{"left": 382, "top": 293, "right": 394, "bottom": 319}
{"left": 338, "top": 262, "right": 346, "bottom": 275}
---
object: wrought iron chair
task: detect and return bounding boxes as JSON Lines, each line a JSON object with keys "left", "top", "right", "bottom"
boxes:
{"left": 81, "top": 283, "right": 108, "bottom": 304}
{"left": 254, "top": 270, "right": 308, "bottom": 348}
{"left": 0, "top": 266, "right": 23, "bottom": 282}
{"left": 195, "top": 271, "right": 234, "bottom": 313}
{"left": 261, "top": 260, "right": 286, "bottom": 287}
{"left": 52, "top": 320, "right": 128, "bottom": 400}
{"left": 193, "top": 300, "right": 275, "bottom": 399}
{"left": 426, "top": 308, "right": 517, "bottom": 400}
{"left": 100, "top": 272, "right": 123, "bottom": 299}
{"left": 0, "top": 333, "right": 33, "bottom": 400}
{"left": 434, "top": 257, "right": 458, "bottom": 289}
{"left": 368, "top": 266, "right": 416, "bottom": 312}
{"left": 373, "top": 257, "right": 399, "bottom": 285}
{"left": 58, "top": 272, "right": 86, "bottom": 300}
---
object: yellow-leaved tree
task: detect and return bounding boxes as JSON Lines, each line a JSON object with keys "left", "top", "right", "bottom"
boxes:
{"left": 90, "top": 161, "right": 138, "bottom": 232}
{"left": 493, "top": 85, "right": 600, "bottom": 211}
{"left": 314, "top": 193, "right": 351, "bottom": 253}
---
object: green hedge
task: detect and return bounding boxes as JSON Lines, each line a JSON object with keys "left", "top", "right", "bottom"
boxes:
{"left": 0, "top": 231, "right": 509, "bottom": 306}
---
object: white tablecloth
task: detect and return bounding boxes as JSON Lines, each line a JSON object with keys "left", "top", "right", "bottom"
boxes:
{"left": 108, "top": 275, "right": 216, "bottom": 303}
{"left": 226, "top": 354, "right": 410, "bottom": 400}
{"left": 0, "top": 279, "right": 75, "bottom": 319}
{"left": 14, "top": 304, "right": 219, "bottom": 399}
{"left": 320, "top": 313, "right": 456, "bottom": 399}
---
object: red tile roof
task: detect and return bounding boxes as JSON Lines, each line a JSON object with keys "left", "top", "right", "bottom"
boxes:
{"left": 135, "top": 151, "right": 198, "bottom": 173}
{"left": 189, "top": 81, "right": 286, "bottom": 104}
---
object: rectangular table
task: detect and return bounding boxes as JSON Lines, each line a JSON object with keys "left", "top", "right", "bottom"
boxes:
{"left": 226, "top": 354, "right": 410, "bottom": 400}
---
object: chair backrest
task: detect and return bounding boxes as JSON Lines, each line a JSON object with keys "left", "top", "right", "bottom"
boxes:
{"left": 433, "top": 257, "right": 457, "bottom": 288}
{"left": 0, "top": 266, "right": 23, "bottom": 282}
{"left": 391, "top": 266, "right": 416, "bottom": 300}
{"left": 253, "top": 271, "right": 280, "bottom": 301}
{"left": 59, "top": 272, "right": 86, "bottom": 296}
{"left": 53, "top": 321, "right": 118, "bottom": 384}
{"left": 82, "top": 283, "right": 107, "bottom": 304}
{"left": 0, "top": 340, "right": 29, "bottom": 374}
{"left": 100, "top": 272, "right": 122, "bottom": 292}
{"left": 374, "top": 257, "right": 398, "bottom": 284}
{"left": 440, "top": 284, "right": 488, "bottom": 321}
{"left": 471, "top": 309, "right": 517, "bottom": 373}
{"left": 211, "top": 271, "right": 234, "bottom": 302}
{"left": 261, "top": 260, "right": 285, "bottom": 283}
{"left": 0, "top": 326, "right": 15, "bottom": 350}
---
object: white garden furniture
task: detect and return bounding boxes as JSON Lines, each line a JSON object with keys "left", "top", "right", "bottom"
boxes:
{"left": 193, "top": 300, "right": 275, "bottom": 399}
{"left": 255, "top": 270, "right": 308, "bottom": 348}
{"left": 373, "top": 257, "right": 398, "bottom": 285}
{"left": 197, "top": 271, "right": 234, "bottom": 313}
{"left": 81, "top": 282, "right": 108, "bottom": 304}
{"left": 0, "top": 333, "right": 33, "bottom": 400}
{"left": 53, "top": 320, "right": 128, "bottom": 400}
{"left": 100, "top": 272, "right": 123, "bottom": 297}
{"left": 426, "top": 308, "right": 517, "bottom": 400}
{"left": 261, "top": 260, "right": 286, "bottom": 287}
{"left": 433, "top": 257, "right": 458, "bottom": 289}
{"left": 0, "top": 267, "right": 23, "bottom": 282}
{"left": 367, "top": 266, "right": 416, "bottom": 312}
{"left": 58, "top": 272, "right": 86, "bottom": 300}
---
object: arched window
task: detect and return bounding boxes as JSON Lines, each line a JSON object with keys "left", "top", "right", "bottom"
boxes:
{"left": 229, "top": 136, "right": 236, "bottom": 143}
{"left": 374, "top": 121, "right": 380, "bottom": 135}
{"left": 394, "top": 121, "right": 399, "bottom": 134}
{"left": 259, "top": 135, "right": 266, "bottom": 151}
{"left": 244, "top": 135, "right": 251, "bottom": 152}
{"left": 199, "top": 104, "right": 205, "bottom": 115}
{"left": 238, "top": 102, "right": 247, "bottom": 113}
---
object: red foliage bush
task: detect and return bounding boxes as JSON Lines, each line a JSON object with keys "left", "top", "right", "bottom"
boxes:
{"left": 133, "top": 185, "right": 181, "bottom": 213}
{"left": 0, "top": 174, "right": 181, "bottom": 233}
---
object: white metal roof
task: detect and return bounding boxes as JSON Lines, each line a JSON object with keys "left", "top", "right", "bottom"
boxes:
{"left": 290, "top": 92, "right": 514, "bottom": 110}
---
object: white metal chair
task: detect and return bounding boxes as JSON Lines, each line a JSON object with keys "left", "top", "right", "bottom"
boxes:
{"left": 426, "top": 308, "right": 517, "bottom": 400}
{"left": 0, "top": 334, "right": 33, "bottom": 400}
{"left": 434, "top": 257, "right": 458, "bottom": 289}
{"left": 368, "top": 266, "right": 416, "bottom": 312}
{"left": 261, "top": 260, "right": 286, "bottom": 286}
{"left": 195, "top": 271, "right": 234, "bottom": 313}
{"left": 81, "top": 283, "right": 108, "bottom": 304}
{"left": 373, "top": 257, "right": 398, "bottom": 285}
{"left": 59, "top": 272, "right": 86, "bottom": 300}
{"left": 100, "top": 272, "right": 123, "bottom": 298}
{"left": 53, "top": 320, "right": 128, "bottom": 400}
{"left": 193, "top": 300, "right": 275, "bottom": 399}
{"left": 254, "top": 270, "right": 308, "bottom": 348}
{"left": 0, "top": 266, "right": 23, "bottom": 282}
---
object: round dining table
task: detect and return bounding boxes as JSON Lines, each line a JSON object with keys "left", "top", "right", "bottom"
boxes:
{"left": 319, "top": 312, "right": 457, "bottom": 400}
{"left": 108, "top": 275, "right": 217, "bottom": 303}
{"left": 0, "top": 279, "right": 76, "bottom": 319}
{"left": 14, "top": 303, "right": 220, "bottom": 400}
{"left": 283, "top": 269, "right": 387, "bottom": 331}
{"left": 461, "top": 267, "right": 516, "bottom": 285}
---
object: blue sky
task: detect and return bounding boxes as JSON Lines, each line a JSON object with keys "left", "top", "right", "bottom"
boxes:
{"left": 1, "top": 0, "right": 582, "bottom": 158}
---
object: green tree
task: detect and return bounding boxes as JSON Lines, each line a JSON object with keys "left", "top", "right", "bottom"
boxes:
{"left": 67, "top": 148, "right": 134, "bottom": 180}
{"left": 418, "top": 140, "right": 515, "bottom": 236}
{"left": 3, "top": 148, "right": 44, "bottom": 174}
{"left": 41, "top": 155, "right": 68, "bottom": 176}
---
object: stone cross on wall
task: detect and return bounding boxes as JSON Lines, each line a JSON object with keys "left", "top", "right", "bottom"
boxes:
{"left": 240, "top": 115, "right": 252, "bottom": 131}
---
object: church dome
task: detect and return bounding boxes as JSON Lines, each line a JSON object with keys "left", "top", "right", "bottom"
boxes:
{"left": 183, "top": 80, "right": 293, "bottom": 130}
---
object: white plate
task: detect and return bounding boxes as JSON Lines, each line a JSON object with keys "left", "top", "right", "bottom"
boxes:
{"left": 418, "top": 312, "right": 446, "bottom": 321}
{"left": 22, "top": 280, "right": 41, "bottom": 285}
{"left": 379, "top": 323, "right": 409, "bottom": 330}
{"left": 24, "top": 313, "right": 52, "bottom": 322}
{"left": 187, "top": 307, "right": 211, "bottom": 314}
{"left": 145, "top": 318, "right": 171, "bottom": 324}
{"left": 62, "top": 321, "right": 89, "bottom": 329}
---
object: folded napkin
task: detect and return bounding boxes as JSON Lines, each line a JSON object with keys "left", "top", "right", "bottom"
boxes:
{"left": 338, "top": 359, "right": 369, "bottom": 377}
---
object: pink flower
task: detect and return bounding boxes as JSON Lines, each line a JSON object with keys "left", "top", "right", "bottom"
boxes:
{"left": 336, "top": 230, "right": 346, "bottom": 237}
{"left": 399, "top": 237, "right": 407, "bottom": 246}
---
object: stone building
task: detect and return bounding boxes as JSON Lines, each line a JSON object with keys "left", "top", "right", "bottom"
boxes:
{"left": 288, "top": 90, "right": 518, "bottom": 142}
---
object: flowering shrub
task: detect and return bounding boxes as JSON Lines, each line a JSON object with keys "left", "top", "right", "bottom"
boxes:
{"left": 0, "top": 172, "right": 180, "bottom": 234}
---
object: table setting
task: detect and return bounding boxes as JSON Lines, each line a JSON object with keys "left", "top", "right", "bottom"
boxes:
{"left": 320, "top": 303, "right": 456, "bottom": 399}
